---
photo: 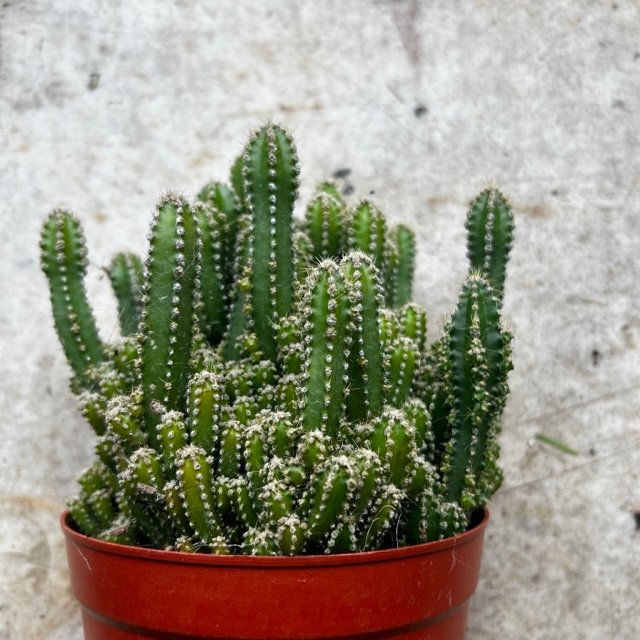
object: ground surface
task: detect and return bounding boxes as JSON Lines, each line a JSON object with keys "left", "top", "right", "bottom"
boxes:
{"left": 1, "top": 1, "right": 639, "bottom": 638}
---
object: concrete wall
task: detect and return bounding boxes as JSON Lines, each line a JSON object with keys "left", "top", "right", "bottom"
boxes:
{"left": 1, "top": 1, "right": 638, "bottom": 638}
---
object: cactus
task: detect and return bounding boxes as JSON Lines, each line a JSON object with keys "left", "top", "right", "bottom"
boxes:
{"left": 42, "top": 124, "right": 514, "bottom": 556}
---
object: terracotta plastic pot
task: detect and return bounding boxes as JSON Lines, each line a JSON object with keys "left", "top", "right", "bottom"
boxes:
{"left": 61, "top": 508, "right": 489, "bottom": 640}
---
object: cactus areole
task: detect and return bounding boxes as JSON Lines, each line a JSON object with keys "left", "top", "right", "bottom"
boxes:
{"left": 44, "top": 124, "right": 515, "bottom": 639}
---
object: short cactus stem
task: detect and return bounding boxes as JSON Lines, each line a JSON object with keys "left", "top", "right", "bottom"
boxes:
{"left": 218, "top": 420, "right": 243, "bottom": 477}
{"left": 176, "top": 445, "right": 225, "bottom": 545}
{"left": 358, "top": 484, "right": 404, "bottom": 550}
{"left": 386, "top": 336, "right": 420, "bottom": 408}
{"left": 105, "top": 395, "right": 147, "bottom": 452}
{"left": 397, "top": 302, "right": 427, "bottom": 351}
{"left": 79, "top": 391, "right": 107, "bottom": 435}
{"left": 315, "top": 180, "right": 345, "bottom": 204}
{"left": 304, "top": 193, "right": 346, "bottom": 259}
{"left": 156, "top": 410, "right": 188, "bottom": 474}
{"left": 187, "top": 370, "right": 224, "bottom": 455}
{"left": 107, "top": 252, "right": 144, "bottom": 337}
{"left": 304, "top": 455, "right": 359, "bottom": 546}
{"left": 465, "top": 188, "right": 514, "bottom": 302}
{"left": 40, "top": 210, "right": 104, "bottom": 388}
{"left": 368, "top": 408, "right": 418, "bottom": 489}
{"left": 139, "top": 194, "right": 200, "bottom": 446}
{"left": 347, "top": 201, "right": 387, "bottom": 271}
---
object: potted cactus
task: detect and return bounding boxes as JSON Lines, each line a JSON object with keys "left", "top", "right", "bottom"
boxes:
{"left": 41, "top": 124, "right": 514, "bottom": 640}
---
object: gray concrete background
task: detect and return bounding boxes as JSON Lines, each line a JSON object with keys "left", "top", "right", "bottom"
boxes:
{"left": 1, "top": 1, "right": 639, "bottom": 638}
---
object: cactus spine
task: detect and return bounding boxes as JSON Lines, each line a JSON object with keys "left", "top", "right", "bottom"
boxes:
{"left": 42, "top": 123, "right": 515, "bottom": 556}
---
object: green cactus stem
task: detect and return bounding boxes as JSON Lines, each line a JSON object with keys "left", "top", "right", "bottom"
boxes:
{"left": 243, "top": 124, "right": 299, "bottom": 359}
{"left": 385, "top": 225, "right": 416, "bottom": 308}
{"left": 315, "top": 180, "right": 345, "bottom": 204}
{"left": 385, "top": 336, "right": 420, "bottom": 408}
{"left": 223, "top": 221, "right": 252, "bottom": 360}
{"left": 157, "top": 410, "right": 188, "bottom": 474}
{"left": 304, "top": 193, "right": 346, "bottom": 259}
{"left": 299, "top": 260, "right": 351, "bottom": 437}
{"left": 193, "top": 202, "right": 228, "bottom": 345}
{"left": 176, "top": 445, "right": 226, "bottom": 548}
{"left": 187, "top": 370, "right": 224, "bottom": 455}
{"left": 465, "top": 188, "right": 515, "bottom": 302}
{"left": 107, "top": 252, "right": 144, "bottom": 337}
{"left": 441, "top": 273, "right": 512, "bottom": 507}
{"left": 139, "top": 194, "right": 200, "bottom": 445}
{"left": 40, "top": 210, "right": 104, "bottom": 388}
{"left": 397, "top": 303, "right": 427, "bottom": 351}
{"left": 347, "top": 201, "right": 387, "bottom": 271}
{"left": 341, "top": 252, "right": 385, "bottom": 422}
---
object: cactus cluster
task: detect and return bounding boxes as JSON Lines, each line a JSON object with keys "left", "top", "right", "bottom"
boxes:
{"left": 41, "top": 124, "right": 514, "bottom": 555}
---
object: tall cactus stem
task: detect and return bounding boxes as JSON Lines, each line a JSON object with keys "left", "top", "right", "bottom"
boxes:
{"left": 243, "top": 124, "right": 299, "bottom": 359}
{"left": 40, "top": 210, "right": 104, "bottom": 387}
{"left": 139, "top": 194, "right": 200, "bottom": 446}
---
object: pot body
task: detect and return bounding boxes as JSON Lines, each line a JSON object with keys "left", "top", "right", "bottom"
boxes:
{"left": 62, "top": 509, "right": 489, "bottom": 640}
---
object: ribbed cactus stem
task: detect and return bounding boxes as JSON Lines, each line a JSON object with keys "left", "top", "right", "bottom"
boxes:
{"left": 442, "top": 273, "right": 511, "bottom": 507}
{"left": 197, "top": 181, "right": 240, "bottom": 266}
{"left": 341, "top": 252, "right": 385, "bottom": 422}
{"left": 348, "top": 201, "right": 387, "bottom": 271}
{"left": 176, "top": 445, "right": 225, "bottom": 547}
{"left": 304, "top": 193, "right": 346, "bottom": 259}
{"left": 40, "top": 210, "right": 104, "bottom": 387}
{"left": 157, "top": 410, "right": 188, "bottom": 474}
{"left": 105, "top": 395, "right": 147, "bottom": 451}
{"left": 187, "top": 370, "right": 224, "bottom": 455}
{"left": 223, "top": 221, "right": 252, "bottom": 360}
{"left": 229, "top": 155, "right": 246, "bottom": 205}
{"left": 107, "top": 252, "right": 144, "bottom": 337}
{"left": 385, "top": 225, "right": 416, "bottom": 308}
{"left": 243, "top": 124, "right": 299, "bottom": 359}
{"left": 193, "top": 202, "right": 228, "bottom": 344}
{"left": 78, "top": 391, "right": 106, "bottom": 435}
{"left": 305, "top": 455, "right": 358, "bottom": 545}
{"left": 386, "top": 336, "right": 420, "bottom": 408}
{"left": 465, "top": 188, "right": 514, "bottom": 302}
{"left": 397, "top": 303, "right": 427, "bottom": 351}
{"left": 315, "top": 180, "right": 345, "bottom": 204}
{"left": 139, "top": 194, "right": 200, "bottom": 445}
{"left": 299, "top": 260, "right": 351, "bottom": 437}
{"left": 368, "top": 408, "right": 418, "bottom": 488}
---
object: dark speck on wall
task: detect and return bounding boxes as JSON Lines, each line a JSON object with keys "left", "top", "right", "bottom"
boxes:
{"left": 634, "top": 511, "right": 640, "bottom": 531}
{"left": 342, "top": 184, "right": 354, "bottom": 196}
{"left": 87, "top": 72, "right": 100, "bottom": 91}
{"left": 333, "top": 168, "right": 351, "bottom": 179}
{"left": 414, "top": 104, "right": 427, "bottom": 118}
{"left": 591, "top": 349, "right": 601, "bottom": 366}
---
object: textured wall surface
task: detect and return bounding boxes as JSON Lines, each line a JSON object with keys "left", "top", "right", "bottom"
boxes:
{"left": 1, "top": 1, "right": 639, "bottom": 638}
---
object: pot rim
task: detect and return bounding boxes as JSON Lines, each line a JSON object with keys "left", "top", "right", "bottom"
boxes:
{"left": 61, "top": 507, "right": 489, "bottom": 568}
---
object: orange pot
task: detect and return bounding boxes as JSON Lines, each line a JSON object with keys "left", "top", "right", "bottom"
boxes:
{"left": 62, "top": 508, "right": 489, "bottom": 639}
